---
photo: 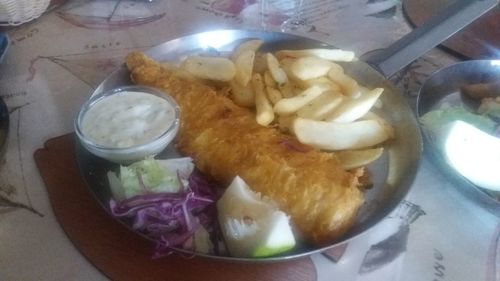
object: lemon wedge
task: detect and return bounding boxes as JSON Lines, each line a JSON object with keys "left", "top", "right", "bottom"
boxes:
{"left": 217, "top": 176, "right": 296, "bottom": 257}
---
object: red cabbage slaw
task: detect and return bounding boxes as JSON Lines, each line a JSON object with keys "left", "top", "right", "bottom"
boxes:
{"left": 109, "top": 166, "right": 223, "bottom": 258}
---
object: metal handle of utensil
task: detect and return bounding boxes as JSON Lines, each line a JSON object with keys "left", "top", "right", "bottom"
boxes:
{"left": 364, "top": 0, "right": 498, "bottom": 78}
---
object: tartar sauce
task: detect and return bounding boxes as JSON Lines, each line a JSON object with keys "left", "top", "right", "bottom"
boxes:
{"left": 81, "top": 91, "right": 176, "bottom": 148}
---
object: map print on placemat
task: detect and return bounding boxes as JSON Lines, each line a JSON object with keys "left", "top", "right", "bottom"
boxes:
{"left": 56, "top": 0, "right": 166, "bottom": 30}
{"left": 27, "top": 46, "right": 153, "bottom": 88}
{"left": 0, "top": 104, "right": 44, "bottom": 218}
{"left": 358, "top": 200, "right": 425, "bottom": 274}
{"left": 312, "top": 200, "right": 426, "bottom": 281}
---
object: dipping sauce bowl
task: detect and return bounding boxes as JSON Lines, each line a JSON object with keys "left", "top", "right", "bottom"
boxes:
{"left": 75, "top": 85, "right": 180, "bottom": 164}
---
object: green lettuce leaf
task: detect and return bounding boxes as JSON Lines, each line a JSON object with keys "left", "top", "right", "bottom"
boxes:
{"left": 420, "top": 107, "right": 496, "bottom": 135}
{"left": 119, "top": 157, "right": 181, "bottom": 198}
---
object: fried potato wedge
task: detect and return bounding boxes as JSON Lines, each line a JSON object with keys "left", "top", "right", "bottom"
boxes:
{"left": 231, "top": 39, "right": 264, "bottom": 60}
{"left": 229, "top": 80, "right": 255, "bottom": 107}
{"left": 233, "top": 49, "right": 255, "bottom": 86}
{"left": 326, "top": 88, "right": 384, "bottom": 123}
{"left": 296, "top": 91, "right": 343, "bottom": 120}
{"left": 266, "top": 86, "right": 283, "bottom": 105}
{"left": 293, "top": 118, "right": 390, "bottom": 150}
{"left": 336, "top": 148, "right": 384, "bottom": 169}
{"left": 263, "top": 71, "right": 276, "bottom": 87}
{"left": 273, "top": 86, "right": 324, "bottom": 115}
{"left": 278, "top": 82, "right": 299, "bottom": 98}
{"left": 253, "top": 53, "right": 268, "bottom": 73}
{"left": 160, "top": 62, "right": 200, "bottom": 82}
{"left": 266, "top": 53, "right": 288, "bottom": 85}
{"left": 295, "top": 76, "right": 342, "bottom": 92}
{"left": 291, "top": 57, "right": 333, "bottom": 80}
{"left": 328, "top": 66, "right": 360, "bottom": 97}
{"left": 252, "top": 73, "right": 274, "bottom": 126}
{"left": 362, "top": 111, "right": 395, "bottom": 139}
{"left": 183, "top": 55, "right": 235, "bottom": 81}
{"left": 276, "top": 49, "right": 356, "bottom": 61}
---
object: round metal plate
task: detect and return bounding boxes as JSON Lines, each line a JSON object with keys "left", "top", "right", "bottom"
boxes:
{"left": 417, "top": 59, "right": 500, "bottom": 216}
{"left": 76, "top": 30, "right": 422, "bottom": 262}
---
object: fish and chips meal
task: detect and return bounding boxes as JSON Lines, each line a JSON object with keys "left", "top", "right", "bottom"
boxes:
{"left": 97, "top": 39, "right": 396, "bottom": 258}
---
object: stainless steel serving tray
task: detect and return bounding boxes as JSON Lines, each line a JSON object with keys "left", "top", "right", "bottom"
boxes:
{"left": 75, "top": 30, "right": 422, "bottom": 262}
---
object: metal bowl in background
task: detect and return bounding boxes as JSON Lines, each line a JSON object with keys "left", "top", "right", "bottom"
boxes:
{"left": 417, "top": 60, "right": 500, "bottom": 216}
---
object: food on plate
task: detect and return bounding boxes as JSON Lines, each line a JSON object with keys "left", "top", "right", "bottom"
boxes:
{"left": 126, "top": 51, "right": 364, "bottom": 245}
{"left": 296, "top": 90, "right": 343, "bottom": 120}
{"left": 217, "top": 176, "right": 296, "bottom": 257}
{"left": 265, "top": 86, "right": 283, "bottom": 105}
{"left": 107, "top": 157, "right": 223, "bottom": 256}
{"left": 420, "top": 106, "right": 497, "bottom": 137}
{"left": 327, "top": 64, "right": 361, "bottom": 98}
{"left": 460, "top": 79, "right": 500, "bottom": 100}
{"left": 228, "top": 79, "right": 255, "bottom": 107}
{"left": 266, "top": 53, "right": 288, "bottom": 85}
{"left": 107, "top": 157, "right": 194, "bottom": 200}
{"left": 336, "top": 148, "right": 384, "bottom": 170}
{"left": 420, "top": 98, "right": 500, "bottom": 190}
{"left": 325, "top": 88, "right": 384, "bottom": 123}
{"left": 273, "top": 86, "right": 324, "bottom": 116}
{"left": 293, "top": 118, "right": 390, "bottom": 151}
{"left": 233, "top": 49, "right": 255, "bottom": 86}
{"left": 182, "top": 55, "right": 235, "bottom": 81}
{"left": 252, "top": 73, "right": 275, "bottom": 126}
{"left": 290, "top": 56, "right": 335, "bottom": 80}
{"left": 478, "top": 97, "right": 500, "bottom": 122}
{"left": 275, "top": 48, "right": 356, "bottom": 61}
{"left": 230, "top": 39, "right": 264, "bottom": 60}
{"left": 168, "top": 40, "right": 393, "bottom": 155}
{"left": 362, "top": 111, "right": 396, "bottom": 139}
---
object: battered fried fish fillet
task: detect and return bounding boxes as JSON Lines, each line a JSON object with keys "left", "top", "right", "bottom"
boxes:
{"left": 125, "top": 52, "right": 364, "bottom": 245}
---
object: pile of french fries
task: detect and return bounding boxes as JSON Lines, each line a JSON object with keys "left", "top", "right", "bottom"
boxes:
{"left": 177, "top": 39, "right": 395, "bottom": 169}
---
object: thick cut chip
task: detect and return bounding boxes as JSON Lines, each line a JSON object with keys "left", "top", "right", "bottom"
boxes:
{"left": 276, "top": 49, "right": 356, "bottom": 61}
{"left": 336, "top": 148, "right": 384, "bottom": 169}
{"left": 229, "top": 80, "right": 255, "bottom": 107}
{"left": 362, "top": 111, "right": 395, "bottom": 139}
{"left": 266, "top": 53, "right": 288, "bottom": 85}
{"left": 273, "top": 86, "right": 324, "bottom": 116}
{"left": 266, "top": 86, "right": 283, "bottom": 105}
{"left": 291, "top": 57, "right": 333, "bottom": 80}
{"left": 295, "top": 76, "right": 342, "bottom": 92}
{"left": 263, "top": 71, "right": 276, "bottom": 87}
{"left": 296, "top": 91, "right": 343, "bottom": 120}
{"left": 293, "top": 118, "right": 390, "bottom": 150}
{"left": 278, "top": 82, "right": 299, "bottom": 98}
{"left": 234, "top": 50, "right": 256, "bottom": 86}
{"left": 231, "top": 39, "right": 264, "bottom": 60}
{"left": 183, "top": 56, "right": 236, "bottom": 81}
{"left": 252, "top": 73, "right": 274, "bottom": 126}
{"left": 328, "top": 65, "right": 360, "bottom": 97}
{"left": 325, "top": 88, "right": 384, "bottom": 123}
